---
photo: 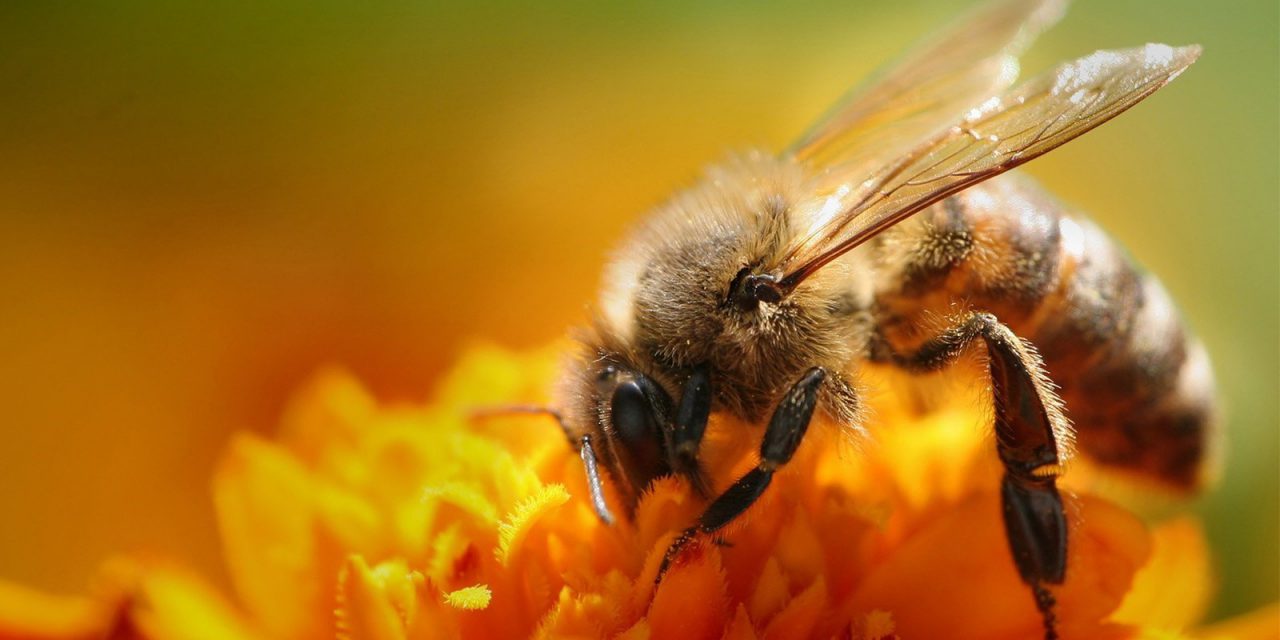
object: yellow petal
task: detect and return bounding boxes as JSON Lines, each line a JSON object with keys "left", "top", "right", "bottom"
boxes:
{"left": 0, "top": 580, "right": 106, "bottom": 639}
{"left": 423, "top": 482, "right": 499, "bottom": 526}
{"left": 278, "top": 368, "right": 375, "bottom": 463}
{"left": 430, "top": 343, "right": 561, "bottom": 413}
{"left": 442, "top": 585, "right": 492, "bottom": 611}
{"left": 316, "top": 483, "right": 386, "bottom": 558}
{"left": 494, "top": 484, "right": 570, "bottom": 567}
{"left": 425, "top": 523, "right": 470, "bottom": 586}
{"left": 336, "top": 556, "right": 423, "bottom": 640}
{"left": 126, "top": 566, "right": 261, "bottom": 640}
{"left": 213, "top": 433, "right": 325, "bottom": 639}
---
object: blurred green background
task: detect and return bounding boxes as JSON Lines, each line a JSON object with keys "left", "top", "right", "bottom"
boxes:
{"left": 0, "top": 0, "right": 1275, "bottom": 623}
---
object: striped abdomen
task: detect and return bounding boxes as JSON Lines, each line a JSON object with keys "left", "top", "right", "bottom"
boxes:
{"left": 871, "top": 173, "right": 1217, "bottom": 491}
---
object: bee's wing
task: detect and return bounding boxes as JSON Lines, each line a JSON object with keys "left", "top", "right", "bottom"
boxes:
{"left": 778, "top": 44, "right": 1201, "bottom": 288}
{"left": 789, "top": 0, "right": 1067, "bottom": 169}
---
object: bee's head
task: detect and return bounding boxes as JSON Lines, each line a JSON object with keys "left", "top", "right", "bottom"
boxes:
{"left": 556, "top": 342, "right": 712, "bottom": 520}
{"left": 555, "top": 345, "right": 675, "bottom": 514}
{"left": 585, "top": 356, "right": 672, "bottom": 503}
{"left": 591, "top": 151, "right": 869, "bottom": 416}
{"left": 620, "top": 241, "right": 861, "bottom": 413}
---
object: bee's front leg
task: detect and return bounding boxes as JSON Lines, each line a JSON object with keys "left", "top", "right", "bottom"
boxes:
{"left": 657, "top": 367, "right": 827, "bottom": 582}
{"left": 574, "top": 364, "right": 714, "bottom": 526}
{"left": 880, "top": 311, "right": 1069, "bottom": 640}
{"left": 666, "top": 363, "right": 713, "bottom": 497}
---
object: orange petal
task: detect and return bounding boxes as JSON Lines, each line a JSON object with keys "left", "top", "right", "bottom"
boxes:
{"left": 532, "top": 587, "right": 609, "bottom": 640}
{"left": 772, "top": 510, "right": 824, "bottom": 593}
{"left": 722, "top": 604, "right": 760, "bottom": 640}
{"left": 842, "top": 491, "right": 1150, "bottom": 639}
{"left": 616, "top": 618, "right": 652, "bottom": 640}
{"left": 633, "top": 476, "right": 700, "bottom": 556}
{"left": 1113, "top": 517, "right": 1214, "bottom": 631}
{"left": 648, "top": 543, "right": 730, "bottom": 640}
{"left": 859, "top": 610, "right": 896, "bottom": 640}
{"left": 812, "top": 502, "right": 880, "bottom": 604}
{"left": 747, "top": 557, "right": 789, "bottom": 626}
{"left": 762, "top": 577, "right": 826, "bottom": 640}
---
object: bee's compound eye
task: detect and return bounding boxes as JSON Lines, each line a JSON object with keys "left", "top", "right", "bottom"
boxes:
{"left": 610, "top": 380, "right": 658, "bottom": 444}
{"left": 602, "top": 374, "right": 670, "bottom": 492}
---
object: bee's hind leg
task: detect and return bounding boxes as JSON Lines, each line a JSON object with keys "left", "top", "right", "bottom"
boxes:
{"left": 880, "top": 311, "right": 1068, "bottom": 640}
{"left": 657, "top": 366, "right": 827, "bottom": 582}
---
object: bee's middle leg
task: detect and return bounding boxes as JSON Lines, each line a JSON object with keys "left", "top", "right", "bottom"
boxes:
{"left": 657, "top": 366, "right": 826, "bottom": 581}
{"left": 877, "top": 311, "right": 1068, "bottom": 640}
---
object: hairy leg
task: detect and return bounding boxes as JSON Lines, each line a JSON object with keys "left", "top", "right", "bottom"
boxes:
{"left": 657, "top": 367, "right": 827, "bottom": 581}
{"left": 878, "top": 312, "right": 1070, "bottom": 640}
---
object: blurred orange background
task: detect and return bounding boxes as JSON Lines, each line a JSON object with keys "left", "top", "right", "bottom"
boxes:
{"left": 0, "top": 0, "right": 1275, "bottom": 622}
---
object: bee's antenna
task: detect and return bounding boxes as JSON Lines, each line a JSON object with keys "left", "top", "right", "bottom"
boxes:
{"left": 471, "top": 405, "right": 619, "bottom": 526}
{"left": 579, "top": 435, "right": 616, "bottom": 525}
{"left": 469, "top": 404, "right": 569, "bottom": 435}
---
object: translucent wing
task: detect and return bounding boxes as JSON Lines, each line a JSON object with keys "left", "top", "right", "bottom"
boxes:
{"left": 790, "top": 0, "right": 1067, "bottom": 170}
{"left": 777, "top": 44, "right": 1201, "bottom": 289}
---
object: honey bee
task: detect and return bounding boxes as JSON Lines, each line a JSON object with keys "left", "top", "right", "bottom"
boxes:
{"left": 546, "top": 1, "right": 1213, "bottom": 636}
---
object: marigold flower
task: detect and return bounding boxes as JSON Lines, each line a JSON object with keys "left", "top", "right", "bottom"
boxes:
{"left": 0, "top": 344, "right": 1274, "bottom": 640}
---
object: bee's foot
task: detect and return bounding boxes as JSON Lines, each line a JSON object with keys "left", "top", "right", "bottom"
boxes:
{"left": 655, "top": 526, "right": 699, "bottom": 585}
{"left": 1033, "top": 582, "right": 1059, "bottom": 640}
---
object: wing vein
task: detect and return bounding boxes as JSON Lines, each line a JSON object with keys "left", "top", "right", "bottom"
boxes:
{"left": 776, "top": 44, "right": 1201, "bottom": 291}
